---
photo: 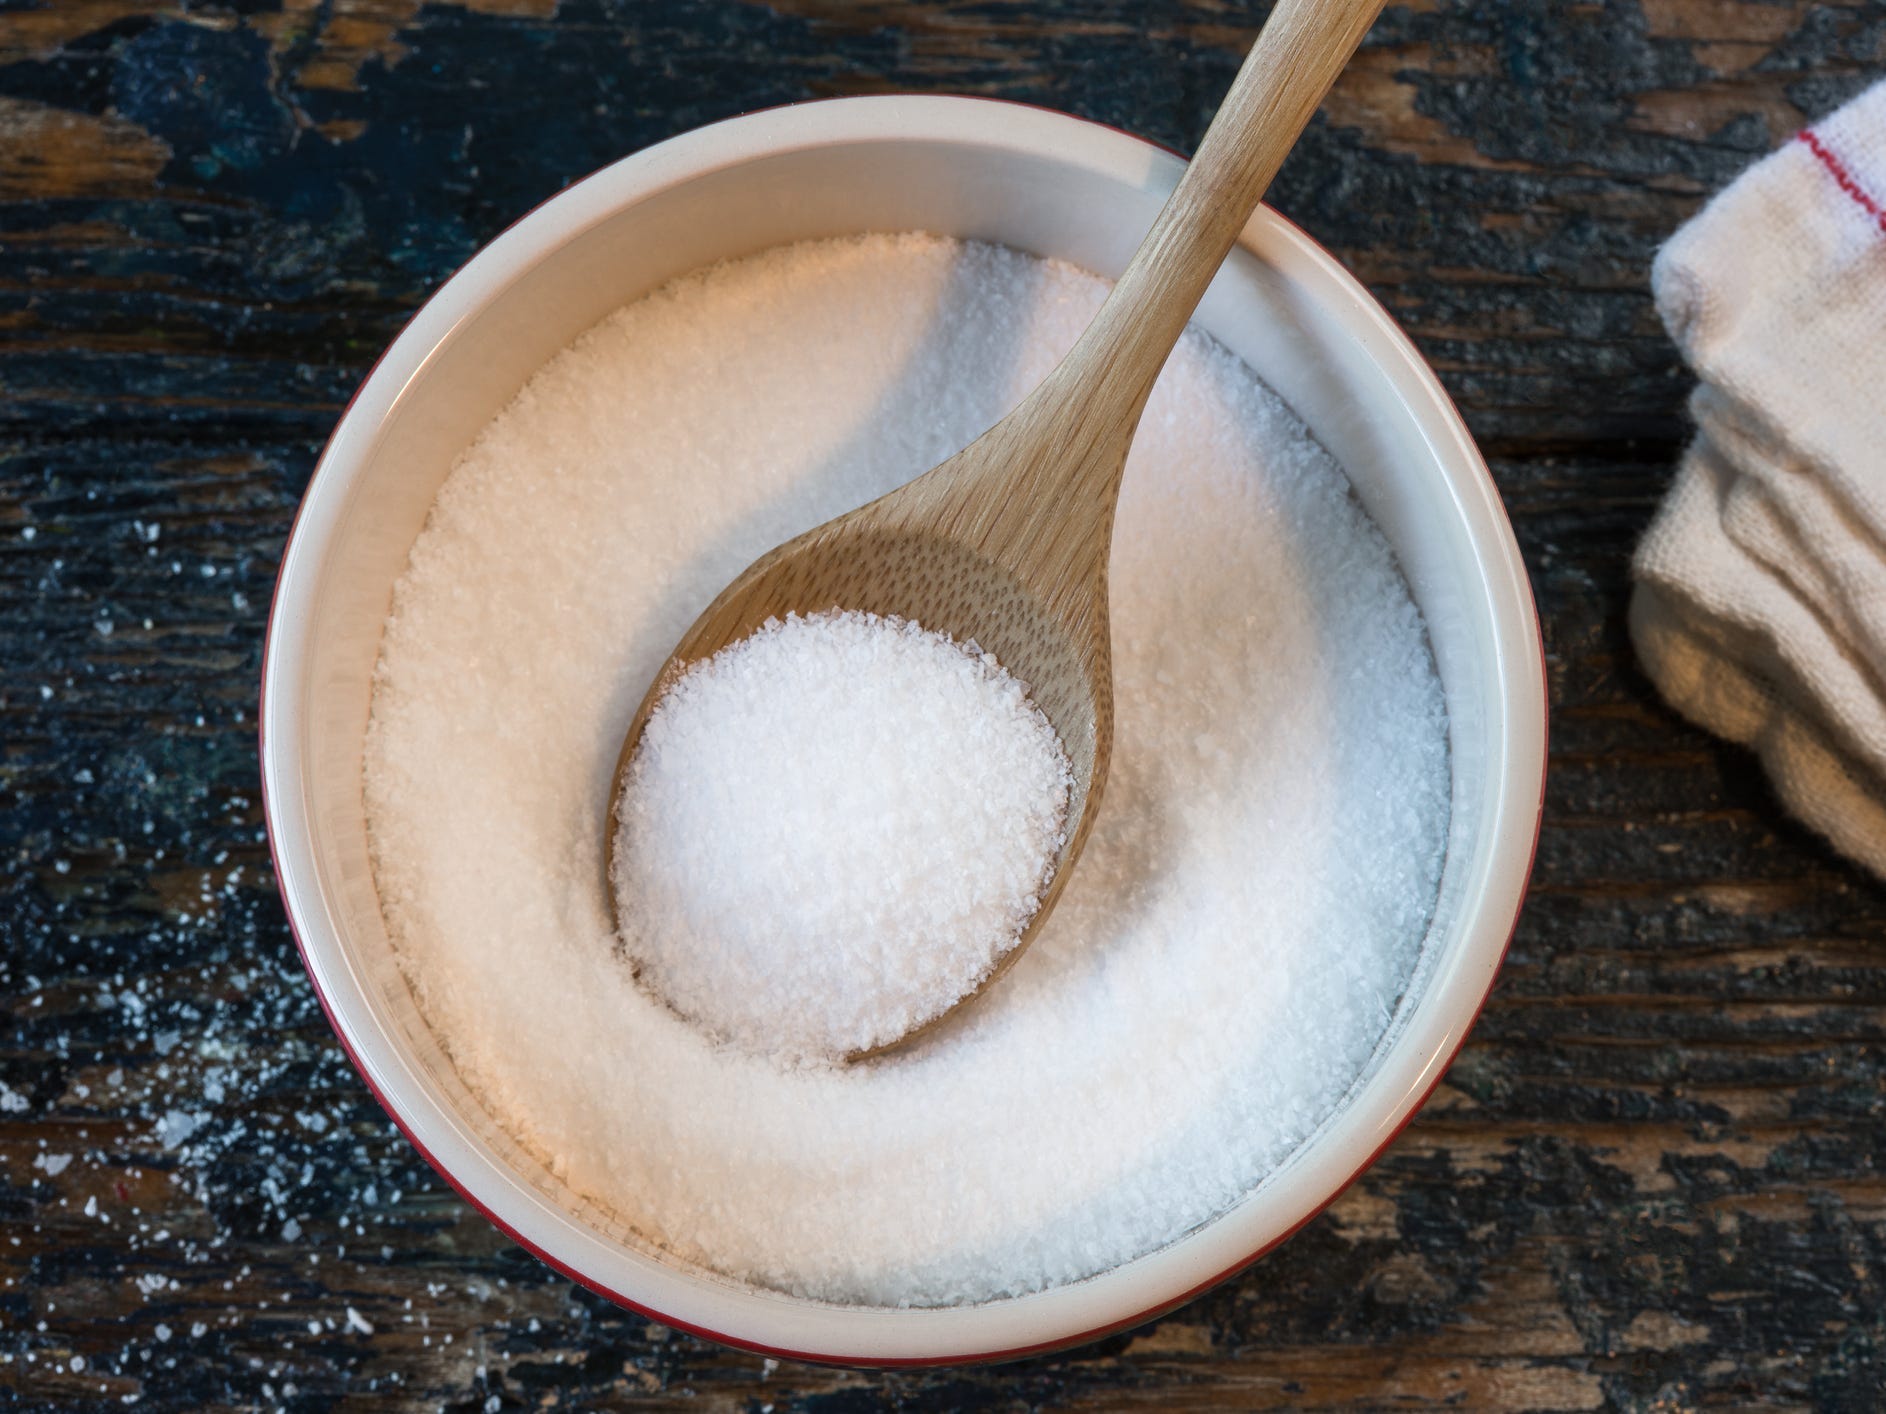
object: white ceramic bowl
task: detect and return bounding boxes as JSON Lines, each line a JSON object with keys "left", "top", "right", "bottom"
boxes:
{"left": 261, "top": 96, "right": 1546, "bottom": 1365}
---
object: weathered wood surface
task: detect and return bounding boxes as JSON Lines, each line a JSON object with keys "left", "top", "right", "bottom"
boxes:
{"left": 1, "top": 0, "right": 1883, "bottom": 1409}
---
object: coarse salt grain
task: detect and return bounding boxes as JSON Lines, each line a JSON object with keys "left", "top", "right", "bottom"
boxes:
{"left": 612, "top": 610, "right": 1071, "bottom": 1064}
{"left": 363, "top": 233, "right": 1450, "bottom": 1306}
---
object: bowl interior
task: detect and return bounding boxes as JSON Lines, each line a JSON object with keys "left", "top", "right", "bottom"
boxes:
{"left": 263, "top": 97, "right": 1542, "bottom": 1363}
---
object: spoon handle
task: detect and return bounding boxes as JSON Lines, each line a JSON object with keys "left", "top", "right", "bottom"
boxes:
{"left": 1045, "top": 0, "right": 1387, "bottom": 428}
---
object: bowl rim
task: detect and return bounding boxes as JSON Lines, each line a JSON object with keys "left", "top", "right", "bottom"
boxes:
{"left": 260, "top": 92, "right": 1548, "bottom": 1367}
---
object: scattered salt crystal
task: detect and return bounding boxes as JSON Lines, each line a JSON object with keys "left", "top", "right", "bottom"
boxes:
{"left": 153, "top": 1110, "right": 207, "bottom": 1150}
{"left": 363, "top": 234, "right": 1450, "bottom": 1305}
{"left": 613, "top": 610, "right": 1070, "bottom": 1063}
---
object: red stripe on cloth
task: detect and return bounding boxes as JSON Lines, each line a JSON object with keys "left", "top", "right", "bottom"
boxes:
{"left": 1796, "top": 127, "right": 1886, "bottom": 236}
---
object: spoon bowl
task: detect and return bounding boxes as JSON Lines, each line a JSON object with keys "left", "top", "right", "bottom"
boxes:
{"left": 605, "top": 380, "right": 1123, "bottom": 1055}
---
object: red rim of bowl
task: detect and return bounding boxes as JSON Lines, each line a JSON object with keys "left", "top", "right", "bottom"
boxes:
{"left": 258, "top": 93, "right": 1548, "bottom": 1368}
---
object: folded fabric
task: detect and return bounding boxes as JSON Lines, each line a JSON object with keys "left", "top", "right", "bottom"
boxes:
{"left": 1632, "top": 80, "right": 1886, "bottom": 878}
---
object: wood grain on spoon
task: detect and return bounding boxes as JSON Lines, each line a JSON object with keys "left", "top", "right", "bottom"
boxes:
{"left": 608, "top": 0, "right": 1388, "bottom": 1056}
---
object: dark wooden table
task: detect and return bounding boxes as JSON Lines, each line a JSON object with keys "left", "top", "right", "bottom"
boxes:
{"left": 4, "top": 1, "right": 1884, "bottom": 1409}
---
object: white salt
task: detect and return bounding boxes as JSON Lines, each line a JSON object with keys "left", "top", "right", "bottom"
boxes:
{"left": 612, "top": 610, "right": 1071, "bottom": 1064}
{"left": 363, "top": 233, "right": 1451, "bottom": 1306}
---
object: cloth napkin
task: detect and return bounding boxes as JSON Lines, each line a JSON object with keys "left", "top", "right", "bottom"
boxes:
{"left": 1632, "top": 80, "right": 1886, "bottom": 878}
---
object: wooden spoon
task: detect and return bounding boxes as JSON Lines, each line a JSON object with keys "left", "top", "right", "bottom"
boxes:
{"left": 609, "top": 0, "right": 1387, "bottom": 1056}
